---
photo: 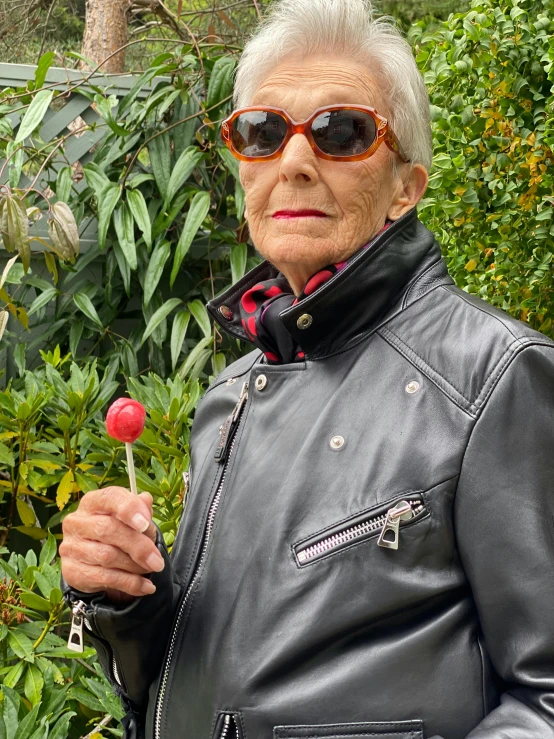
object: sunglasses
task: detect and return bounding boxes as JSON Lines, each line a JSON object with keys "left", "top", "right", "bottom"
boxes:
{"left": 220, "top": 104, "right": 409, "bottom": 163}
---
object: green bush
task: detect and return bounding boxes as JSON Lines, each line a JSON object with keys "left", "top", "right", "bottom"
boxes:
{"left": 0, "top": 350, "right": 198, "bottom": 736}
{"left": 0, "top": 47, "right": 251, "bottom": 382}
{"left": 413, "top": 0, "right": 554, "bottom": 335}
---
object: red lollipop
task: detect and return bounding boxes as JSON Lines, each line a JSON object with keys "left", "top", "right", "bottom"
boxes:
{"left": 106, "top": 398, "right": 146, "bottom": 494}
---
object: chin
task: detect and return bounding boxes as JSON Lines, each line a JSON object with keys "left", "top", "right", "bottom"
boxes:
{"left": 258, "top": 235, "right": 336, "bottom": 273}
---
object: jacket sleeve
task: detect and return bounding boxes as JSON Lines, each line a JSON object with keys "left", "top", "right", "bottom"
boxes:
{"left": 62, "top": 526, "right": 182, "bottom": 711}
{"left": 454, "top": 343, "right": 554, "bottom": 737}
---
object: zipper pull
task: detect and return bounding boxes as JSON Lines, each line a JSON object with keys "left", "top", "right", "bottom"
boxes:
{"left": 214, "top": 382, "right": 248, "bottom": 463}
{"left": 67, "top": 599, "right": 88, "bottom": 652}
{"left": 377, "top": 500, "right": 415, "bottom": 550}
{"left": 183, "top": 470, "right": 190, "bottom": 497}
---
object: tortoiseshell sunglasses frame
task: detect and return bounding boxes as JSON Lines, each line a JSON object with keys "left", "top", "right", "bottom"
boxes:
{"left": 220, "top": 104, "right": 409, "bottom": 163}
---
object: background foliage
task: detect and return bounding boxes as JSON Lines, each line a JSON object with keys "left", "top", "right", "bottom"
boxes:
{"left": 0, "top": 0, "right": 553, "bottom": 736}
{"left": 414, "top": 0, "right": 554, "bottom": 334}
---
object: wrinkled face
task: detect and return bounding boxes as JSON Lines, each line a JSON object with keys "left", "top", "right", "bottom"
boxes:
{"left": 239, "top": 53, "right": 425, "bottom": 294}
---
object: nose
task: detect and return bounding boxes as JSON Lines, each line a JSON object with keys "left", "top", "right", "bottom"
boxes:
{"left": 278, "top": 133, "right": 319, "bottom": 186}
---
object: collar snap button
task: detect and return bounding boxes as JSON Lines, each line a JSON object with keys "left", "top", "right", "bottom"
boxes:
{"left": 297, "top": 313, "right": 313, "bottom": 330}
{"left": 405, "top": 380, "right": 420, "bottom": 394}
{"left": 219, "top": 305, "right": 233, "bottom": 320}
{"left": 255, "top": 374, "right": 268, "bottom": 391}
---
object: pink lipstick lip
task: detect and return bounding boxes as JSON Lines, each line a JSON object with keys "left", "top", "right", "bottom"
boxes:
{"left": 272, "top": 209, "right": 328, "bottom": 219}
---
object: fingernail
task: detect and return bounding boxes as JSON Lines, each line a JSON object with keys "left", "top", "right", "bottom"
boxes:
{"left": 141, "top": 580, "right": 156, "bottom": 595}
{"left": 146, "top": 552, "right": 165, "bottom": 572}
{"left": 131, "top": 513, "right": 149, "bottom": 532}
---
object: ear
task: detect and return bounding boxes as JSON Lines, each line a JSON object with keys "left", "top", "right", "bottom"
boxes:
{"left": 387, "top": 163, "right": 428, "bottom": 221}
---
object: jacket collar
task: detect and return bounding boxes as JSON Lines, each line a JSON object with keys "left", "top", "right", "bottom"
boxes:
{"left": 208, "top": 208, "right": 452, "bottom": 360}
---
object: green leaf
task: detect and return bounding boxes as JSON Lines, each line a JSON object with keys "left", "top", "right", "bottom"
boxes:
{"left": 67, "top": 687, "right": 103, "bottom": 712}
{"left": 143, "top": 239, "right": 171, "bottom": 308}
{"left": 0, "top": 441, "right": 15, "bottom": 467}
{"left": 97, "top": 182, "right": 121, "bottom": 251}
{"left": 56, "top": 166, "right": 73, "bottom": 203}
{"left": 13, "top": 342, "right": 25, "bottom": 376}
{"left": 127, "top": 188, "right": 152, "bottom": 247}
{"left": 170, "top": 310, "right": 191, "bottom": 371}
{"left": 207, "top": 56, "right": 236, "bottom": 109}
{"left": 39, "top": 531, "right": 57, "bottom": 568}
{"left": 16, "top": 498, "right": 36, "bottom": 527}
{"left": 218, "top": 146, "right": 239, "bottom": 181}
{"left": 83, "top": 162, "right": 110, "bottom": 197}
{"left": 1, "top": 685, "right": 20, "bottom": 739}
{"left": 15, "top": 89, "right": 53, "bottom": 143}
{"left": 141, "top": 298, "right": 182, "bottom": 346}
{"left": 69, "top": 320, "right": 83, "bottom": 358}
{"left": 188, "top": 299, "right": 211, "bottom": 338}
{"left": 112, "top": 240, "right": 131, "bottom": 295}
{"left": 19, "top": 591, "right": 52, "bottom": 612}
{"left": 230, "top": 243, "right": 247, "bottom": 284}
{"left": 34, "top": 52, "right": 55, "bottom": 88}
{"left": 177, "top": 335, "right": 213, "bottom": 379}
{"left": 8, "top": 630, "right": 34, "bottom": 662}
{"left": 13, "top": 702, "right": 40, "bottom": 739}
{"left": 48, "top": 712, "right": 76, "bottom": 739}
{"left": 24, "top": 665, "right": 43, "bottom": 706}
{"left": 170, "top": 191, "right": 211, "bottom": 286}
{"left": 33, "top": 570, "right": 53, "bottom": 599}
{"left": 27, "top": 287, "right": 57, "bottom": 317}
{"left": 149, "top": 131, "right": 171, "bottom": 201}
{"left": 73, "top": 293, "right": 103, "bottom": 328}
{"left": 3, "top": 660, "right": 25, "bottom": 689}
{"left": 113, "top": 202, "right": 137, "bottom": 270}
{"left": 164, "top": 147, "right": 203, "bottom": 208}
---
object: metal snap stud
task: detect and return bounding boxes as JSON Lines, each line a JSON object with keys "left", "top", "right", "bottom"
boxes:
{"left": 405, "top": 380, "right": 420, "bottom": 394}
{"left": 226, "top": 377, "right": 237, "bottom": 386}
{"left": 219, "top": 305, "right": 233, "bottom": 320}
{"left": 330, "top": 435, "right": 345, "bottom": 450}
{"left": 297, "top": 314, "right": 313, "bottom": 330}
{"left": 255, "top": 374, "right": 268, "bottom": 391}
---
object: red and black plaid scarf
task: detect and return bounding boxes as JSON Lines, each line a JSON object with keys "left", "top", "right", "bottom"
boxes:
{"left": 238, "top": 222, "right": 392, "bottom": 364}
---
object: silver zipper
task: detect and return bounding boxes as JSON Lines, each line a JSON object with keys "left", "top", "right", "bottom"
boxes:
{"left": 154, "top": 383, "right": 249, "bottom": 739}
{"left": 67, "top": 599, "right": 88, "bottom": 652}
{"left": 296, "top": 498, "right": 425, "bottom": 564}
{"left": 219, "top": 714, "right": 232, "bottom": 739}
{"left": 112, "top": 655, "right": 122, "bottom": 686}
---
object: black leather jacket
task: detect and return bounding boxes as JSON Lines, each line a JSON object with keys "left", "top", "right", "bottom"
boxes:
{"left": 64, "top": 208, "right": 554, "bottom": 739}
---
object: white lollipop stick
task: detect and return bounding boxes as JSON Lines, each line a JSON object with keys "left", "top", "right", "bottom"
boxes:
{"left": 125, "top": 442, "right": 138, "bottom": 495}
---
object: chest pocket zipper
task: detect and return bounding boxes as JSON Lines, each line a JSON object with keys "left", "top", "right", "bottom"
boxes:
{"left": 294, "top": 495, "right": 427, "bottom": 566}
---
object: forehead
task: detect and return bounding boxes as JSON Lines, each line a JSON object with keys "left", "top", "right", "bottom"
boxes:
{"left": 250, "top": 53, "right": 387, "bottom": 120}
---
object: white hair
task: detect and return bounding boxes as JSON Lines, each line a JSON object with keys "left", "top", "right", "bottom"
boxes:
{"left": 233, "top": 0, "right": 432, "bottom": 171}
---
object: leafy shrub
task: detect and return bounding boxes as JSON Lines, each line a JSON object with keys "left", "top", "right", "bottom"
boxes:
{"left": 413, "top": 0, "right": 554, "bottom": 335}
{"left": 0, "top": 47, "right": 252, "bottom": 382}
{"left": 0, "top": 350, "right": 198, "bottom": 736}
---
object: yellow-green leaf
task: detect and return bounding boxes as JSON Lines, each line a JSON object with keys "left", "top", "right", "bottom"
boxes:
{"left": 56, "top": 470, "right": 74, "bottom": 510}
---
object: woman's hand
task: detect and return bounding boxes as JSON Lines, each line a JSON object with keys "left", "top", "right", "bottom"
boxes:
{"left": 60, "top": 487, "right": 165, "bottom": 602}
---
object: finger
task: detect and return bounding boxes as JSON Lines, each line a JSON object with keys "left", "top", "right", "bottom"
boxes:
{"left": 61, "top": 560, "right": 156, "bottom": 597}
{"left": 64, "top": 514, "right": 164, "bottom": 572}
{"left": 62, "top": 537, "right": 154, "bottom": 575}
{"left": 138, "top": 493, "right": 157, "bottom": 543}
{"left": 79, "top": 487, "right": 152, "bottom": 532}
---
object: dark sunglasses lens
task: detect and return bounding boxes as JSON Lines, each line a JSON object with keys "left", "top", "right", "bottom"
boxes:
{"left": 311, "top": 109, "right": 377, "bottom": 156}
{"left": 231, "top": 111, "right": 288, "bottom": 158}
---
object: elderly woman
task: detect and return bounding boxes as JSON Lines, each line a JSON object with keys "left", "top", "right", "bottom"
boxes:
{"left": 60, "top": 1, "right": 554, "bottom": 738}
